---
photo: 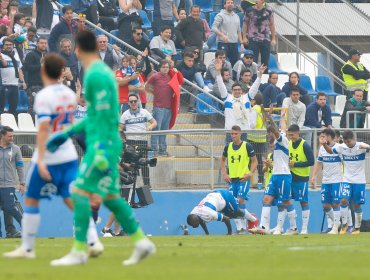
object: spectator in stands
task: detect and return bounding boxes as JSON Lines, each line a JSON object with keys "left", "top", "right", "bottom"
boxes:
{"left": 0, "top": 126, "right": 24, "bottom": 238}
{"left": 172, "top": 8, "right": 186, "bottom": 49}
{"left": 262, "top": 72, "right": 281, "bottom": 107}
{"left": 97, "top": 34, "right": 123, "bottom": 70}
{"left": 340, "top": 89, "right": 370, "bottom": 128}
{"left": 97, "top": 0, "right": 118, "bottom": 31}
{"left": 59, "top": 38, "right": 80, "bottom": 92}
{"left": 22, "top": 26, "right": 37, "bottom": 61}
{"left": 149, "top": 25, "right": 177, "bottom": 62}
{"left": 233, "top": 49, "right": 258, "bottom": 81}
{"left": 175, "top": 5, "right": 205, "bottom": 56}
{"left": 120, "top": 92, "right": 157, "bottom": 188}
{"left": 215, "top": 58, "right": 266, "bottom": 142}
{"left": 177, "top": 52, "right": 207, "bottom": 112}
{"left": 23, "top": 36, "right": 47, "bottom": 117}
{"left": 118, "top": 0, "right": 143, "bottom": 41}
{"left": 248, "top": 92, "right": 267, "bottom": 186}
{"left": 48, "top": 5, "right": 85, "bottom": 53}
{"left": 72, "top": 0, "right": 99, "bottom": 24}
{"left": 129, "top": 55, "right": 149, "bottom": 108}
{"left": 127, "top": 27, "right": 150, "bottom": 54}
{"left": 186, "top": 46, "right": 206, "bottom": 75}
{"left": 281, "top": 87, "right": 311, "bottom": 144}
{"left": 242, "top": 0, "right": 276, "bottom": 72}
{"left": 212, "top": 0, "right": 244, "bottom": 67}
{"left": 145, "top": 59, "right": 184, "bottom": 156}
{"left": 341, "top": 48, "right": 370, "bottom": 101}
{"left": 152, "top": 0, "right": 179, "bottom": 36}
{"left": 33, "top": 0, "right": 60, "bottom": 34}
{"left": 239, "top": 69, "right": 252, "bottom": 94}
{"left": 205, "top": 49, "right": 232, "bottom": 84}
{"left": 212, "top": 67, "right": 234, "bottom": 99}
{"left": 175, "top": 0, "right": 193, "bottom": 14}
{"left": 280, "top": 72, "right": 311, "bottom": 107}
{"left": 0, "top": 37, "right": 25, "bottom": 120}
{"left": 304, "top": 92, "right": 333, "bottom": 129}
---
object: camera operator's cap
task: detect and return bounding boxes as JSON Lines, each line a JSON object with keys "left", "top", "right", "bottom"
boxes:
{"left": 243, "top": 49, "right": 254, "bottom": 57}
{"left": 348, "top": 48, "right": 362, "bottom": 58}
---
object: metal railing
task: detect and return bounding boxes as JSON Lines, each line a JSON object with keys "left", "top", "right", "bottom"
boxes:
{"left": 346, "top": 111, "right": 369, "bottom": 129}
{"left": 14, "top": 128, "right": 370, "bottom": 190}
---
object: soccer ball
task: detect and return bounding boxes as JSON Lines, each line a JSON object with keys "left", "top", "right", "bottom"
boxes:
{"left": 103, "top": 232, "right": 113, "bottom": 238}
{"left": 247, "top": 213, "right": 259, "bottom": 231}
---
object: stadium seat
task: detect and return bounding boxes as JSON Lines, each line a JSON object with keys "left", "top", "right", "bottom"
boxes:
{"left": 59, "top": 0, "right": 72, "bottom": 5}
{"left": 209, "top": 12, "right": 218, "bottom": 28}
{"left": 196, "top": 93, "right": 220, "bottom": 115}
{"left": 315, "top": 75, "right": 339, "bottom": 96}
{"left": 109, "top": 29, "right": 119, "bottom": 44}
{"left": 300, "top": 75, "right": 317, "bottom": 96}
{"left": 138, "top": 10, "right": 152, "bottom": 30}
{"left": 18, "top": 113, "right": 37, "bottom": 132}
{"left": 17, "top": 90, "right": 29, "bottom": 113}
{"left": 332, "top": 115, "right": 341, "bottom": 128}
{"left": 261, "top": 74, "right": 269, "bottom": 84}
{"left": 200, "top": 12, "right": 206, "bottom": 20}
{"left": 268, "top": 54, "right": 288, "bottom": 74}
{"left": 145, "top": 0, "right": 154, "bottom": 11}
{"left": 276, "top": 74, "right": 289, "bottom": 90}
{"left": 194, "top": 0, "right": 214, "bottom": 13}
{"left": 204, "top": 52, "right": 215, "bottom": 68}
{"left": 335, "top": 94, "right": 347, "bottom": 115}
{"left": 19, "top": 0, "right": 33, "bottom": 6}
{"left": 278, "top": 54, "right": 301, "bottom": 74}
{"left": 1, "top": 113, "right": 19, "bottom": 131}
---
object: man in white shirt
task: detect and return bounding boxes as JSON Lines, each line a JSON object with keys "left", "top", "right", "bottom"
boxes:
{"left": 120, "top": 93, "right": 157, "bottom": 187}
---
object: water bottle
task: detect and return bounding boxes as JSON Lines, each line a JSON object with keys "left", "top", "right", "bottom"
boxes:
{"left": 148, "top": 150, "right": 154, "bottom": 159}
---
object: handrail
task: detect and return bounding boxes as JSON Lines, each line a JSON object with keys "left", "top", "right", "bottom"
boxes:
{"left": 275, "top": 0, "right": 348, "bottom": 57}
{"left": 346, "top": 110, "right": 368, "bottom": 129}
{"left": 54, "top": 2, "right": 225, "bottom": 112}
{"left": 276, "top": 32, "right": 346, "bottom": 89}
{"left": 342, "top": 0, "right": 370, "bottom": 23}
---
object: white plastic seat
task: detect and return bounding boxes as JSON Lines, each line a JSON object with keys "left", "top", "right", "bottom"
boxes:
{"left": 276, "top": 74, "right": 289, "bottom": 90}
{"left": 203, "top": 52, "right": 215, "bottom": 69}
{"left": 278, "top": 54, "right": 302, "bottom": 74}
{"left": 1, "top": 113, "right": 19, "bottom": 131}
{"left": 332, "top": 116, "right": 341, "bottom": 128}
{"left": 18, "top": 113, "right": 37, "bottom": 132}
{"left": 261, "top": 74, "right": 269, "bottom": 84}
{"left": 335, "top": 95, "right": 347, "bottom": 115}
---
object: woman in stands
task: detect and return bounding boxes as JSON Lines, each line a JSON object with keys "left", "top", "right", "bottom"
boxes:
{"left": 280, "top": 72, "right": 311, "bottom": 107}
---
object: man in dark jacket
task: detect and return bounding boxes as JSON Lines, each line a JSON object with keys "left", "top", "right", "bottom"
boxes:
{"left": 59, "top": 38, "right": 80, "bottom": 92}
{"left": 340, "top": 89, "right": 370, "bottom": 128}
{"left": 48, "top": 5, "right": 85, "bottom": 52}
{"left": 304, "top": 92, "right": 332, "bottom": 128}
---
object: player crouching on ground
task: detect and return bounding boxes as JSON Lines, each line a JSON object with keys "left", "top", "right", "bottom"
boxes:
{"left": 187, "top": 189, "right": 258, "bottom": 235}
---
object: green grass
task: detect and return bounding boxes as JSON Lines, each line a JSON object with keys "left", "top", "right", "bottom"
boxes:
{"left": 1, "top": 234, "right": 370, "bottom": 280}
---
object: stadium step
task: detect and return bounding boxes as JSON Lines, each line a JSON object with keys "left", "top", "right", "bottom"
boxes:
{"left": 167, "top": 134, "right": 225, "bottom": 146}
{"left": 172, "top": 123, "right": 211, "bottom": 130}
{"left": 175, "top": 170, "right": 220, "bottom": 187}
{"left": 175, "top": 113, "right": 195, "bottom": 124}
{"left": 167, "top": 145, "right": 224, "bottom": 158}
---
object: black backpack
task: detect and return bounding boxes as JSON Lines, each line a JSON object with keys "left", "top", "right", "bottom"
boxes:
{"left": 97, "top": 0, "right": 117, "bottom": 17}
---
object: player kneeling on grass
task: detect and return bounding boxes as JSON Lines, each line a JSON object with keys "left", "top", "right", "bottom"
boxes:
{"left": 187, "top": 189, "right": 258, "bottom": 235}
{"left": 320, "top": 130, "right": 370, "bottom": 234}
{"left": 3, "top": 53, "right": 102, "bottom": 260}
{"left": 45, "top": 30, "right": 155, "bottom": 266}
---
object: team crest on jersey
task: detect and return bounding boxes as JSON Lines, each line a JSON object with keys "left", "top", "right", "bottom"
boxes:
{"left": 40, "top": 183, "right": 58, "bottom": 197}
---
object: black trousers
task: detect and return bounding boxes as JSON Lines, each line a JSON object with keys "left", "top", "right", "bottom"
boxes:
{"left": 0, "top": 85, "right": 19, "bottom": 121}
{"left": 126, "top": 139, "right": 151, "bottom": 186}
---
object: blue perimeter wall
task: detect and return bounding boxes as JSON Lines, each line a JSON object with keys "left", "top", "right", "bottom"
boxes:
{"left": 4, "top": 190, "right": 370, "bottom": 237}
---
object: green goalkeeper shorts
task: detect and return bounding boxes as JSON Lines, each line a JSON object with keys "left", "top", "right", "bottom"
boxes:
{"left": 73, "top": 150, "right": 120, "bottom": 197}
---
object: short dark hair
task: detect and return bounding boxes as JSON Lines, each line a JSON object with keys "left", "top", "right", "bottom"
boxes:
{"left": 62, "top": 5, "right": 73, "bottom": 14}
{"left": 183, "top": 52, "right": 194, "bottom": 59}
{"left": 187, "top": 214, "right": 200, "bottom": 228}
{"left": 190, "top": 5, "right": 200, "bottom": 11}
{"left": 269, "top": 71, "right": 278, "bottom": 78}
{"left": 14, "top": 13, "right": 25, "bottom": 24}
{"left": 132, "top": 27, "right": 143, "bottom": 34}
{"left": 290, "top": 86, "right": 300, "bottom": 94}
{"left": 215, "top": 49, "right": 226, "bottom": 58}
{"left": 43, "top": 53, "right": 66, "bottom": 79}
{"left": 37, "top": 36, "right": 48, "bottom": 43}
{"left": 159, "top": 59, "right": 170, "bottom": 68}
{"left": 287, "top": 124, "right": 300, "bottom": 132}
{"left": 128, "top": 92, "right": 139, "bottom": 100}
{"left": 342, "top": 130, "right": 354, "bottom": 140}
{"left": 321, "top": 128, "right": 335, "bottom": 139}
{"left": 317, "top": 92, "right": 326, "bottom": 99}
{"left": 231, "top": 125, "right": 241, "bottom": 131}
{"left": 353, "top": 89, "right": 364, "bottom": 95}
{"left": 334, "top": 129, "right": 341, "bottom": 139}
{"left": 240, "top": 69, "right": 251, "bottom": 77}
{"left": 27, "top": 26, "right": 37, "bottom": 34}
{"left": 75, "top": 30, "right": 98, "bottom": 53}
{"left": 160, "top": 25, "right": 172, "bottom": 33}
{"left": 253, "top": 92, "right": 263, "bottom": 106}
{"left": 231, "top": 82, "right": 242, "bottom": 90}
{"left": 2, "top": 37, "right": 13, "bottom": 45}
{"left": 0, "top": 126, "right": 13, "bottom": 136}
{"left": 221, "top": 67, "right": 230, "bottom": 77}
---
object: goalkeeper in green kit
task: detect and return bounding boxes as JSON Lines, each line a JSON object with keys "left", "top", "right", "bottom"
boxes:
{"left": 48, "top": 30, "right": 156, "bottom": 266}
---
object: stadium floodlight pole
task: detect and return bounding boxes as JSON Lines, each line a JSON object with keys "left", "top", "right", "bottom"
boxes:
{"left": 295, "top": 0, "right": 299, "bottom": 68}
{"left": 54, "top": 2, "right": 225, "bottom": 110}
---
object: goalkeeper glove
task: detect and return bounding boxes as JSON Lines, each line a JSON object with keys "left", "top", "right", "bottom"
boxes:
{"left": 46, "top": 131, "right": 72, "bottom": 153}
{"left": 94, "top": 143, "right": 110, "bottom": 174}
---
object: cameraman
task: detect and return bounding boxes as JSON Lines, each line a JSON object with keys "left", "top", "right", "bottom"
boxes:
{"left": 120, "top": 93, "right": 157, "bottom": 188}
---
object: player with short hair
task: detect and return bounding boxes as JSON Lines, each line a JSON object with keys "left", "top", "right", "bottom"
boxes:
{"left": 187, "top": 189, "right": 257, "bottom": 235}
{"left": 3, "top": 53, "right": 101, "bottom": 259}
{"left": 221, "top": 125, "right": 258, "bottom": 234}
{"left": 46, "top": 30, "right": 155, "bottom": 266}
{"left": 312, "top": 128, "right": 342, "bottom": 234}
{"left": 250, "top": 108, "right": 297, "bottom": 235}
{"left": 320, "top": 130, "right": 370, "bottom": 234}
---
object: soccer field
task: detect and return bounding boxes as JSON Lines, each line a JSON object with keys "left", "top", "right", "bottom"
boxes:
{"left": 1, "top": 235, "right": 370, "bottom": 280}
